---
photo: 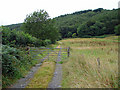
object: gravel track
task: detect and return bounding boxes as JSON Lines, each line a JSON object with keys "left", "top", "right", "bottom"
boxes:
{"left": 48, "top": 47, "right": 62, "bottom": 88}
{"left": 10, "top": 47, "right": 63, "bottom": 88}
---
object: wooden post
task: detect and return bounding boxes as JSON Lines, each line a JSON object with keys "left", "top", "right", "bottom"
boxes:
{"left": 67, "top": 47, "right": 70, "bottom": 57}
{"left": 97, "top": 58, "right": 100, "bottom": 72}
{"left": 48, "top": 48, "right": 49, "bottom": 60}
{"left": 97, "top": 58, "right": 100, "bottom": 66}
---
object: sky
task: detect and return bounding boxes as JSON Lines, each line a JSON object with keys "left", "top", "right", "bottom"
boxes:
{"left": 0, "top": 0, "right": 119, "bottom": 26}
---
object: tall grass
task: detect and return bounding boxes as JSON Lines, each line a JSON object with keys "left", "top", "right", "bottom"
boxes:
{"left": 60, "top": 36, "right": 118, "bottom": 88}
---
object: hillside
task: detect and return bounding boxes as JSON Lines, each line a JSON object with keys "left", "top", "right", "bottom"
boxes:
{"left": 5, "top": 23, "right": 22, "bottom": 31}
{"left": 5, "top": 8, "right": 119, "bottom": 38}
{"left": 54, "top": 8, "right": 119, "bottom": 38}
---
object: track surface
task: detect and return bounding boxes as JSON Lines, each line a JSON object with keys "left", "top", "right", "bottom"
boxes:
{"left": 48, "top": 47, "right": 62, "bottom": 88}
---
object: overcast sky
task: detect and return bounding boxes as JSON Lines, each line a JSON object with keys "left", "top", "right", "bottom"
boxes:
{"left": 0, "top": 0, "right": 119, "bottom": 26}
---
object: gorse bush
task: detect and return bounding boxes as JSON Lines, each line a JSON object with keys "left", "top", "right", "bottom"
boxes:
{"left": 2, "top": 45, "right": 34, "bottom": 88}
{"left": 2, "top": 45, "right": 21, "bottom": 77}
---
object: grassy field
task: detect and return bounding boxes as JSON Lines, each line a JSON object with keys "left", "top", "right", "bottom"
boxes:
{"left": 60, "top": 36, "right": 118, "bottom": 88}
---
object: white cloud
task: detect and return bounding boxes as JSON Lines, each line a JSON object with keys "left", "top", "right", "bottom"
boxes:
{"left": 0, "top": 0, "right": 119, "bottom": 26}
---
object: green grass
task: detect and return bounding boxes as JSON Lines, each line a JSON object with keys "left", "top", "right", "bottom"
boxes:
{"left": 26, "top": 61, "right": 55, "bottom": 88}
{"left": 60, "top": 36, "right": 118, "bottom": 88}
{"left": 58, "top": 61, "right": 63, "bottom": 64}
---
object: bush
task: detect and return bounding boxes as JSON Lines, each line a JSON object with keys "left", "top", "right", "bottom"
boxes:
{"left": 114, "top": 24, "right": 120, "bottom": 35}
{"left": 72, "top": 33, "right": 77, "bottom": 38}
{"left": 44, "top": 39, "right": 52, "bottom": 45}
{"left": 2, "top": 27, "right": 42, "bottom": 47}
{"left": 2, "top": 45, "right": 33, "bottom": 88}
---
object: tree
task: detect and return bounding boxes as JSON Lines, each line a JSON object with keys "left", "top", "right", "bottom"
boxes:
{"left": 44, "top": 19, "right": 60, "bottom": 43}
{"left": 93, "top": 8, "right": 103, "bottom": 12}
{"left": 114, "top": 24, "right": 120, "bottom": 35}
{"left": 22, "top": 10, "right": 59, "bottom": 43}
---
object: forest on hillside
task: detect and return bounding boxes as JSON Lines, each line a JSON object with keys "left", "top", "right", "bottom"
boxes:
{"left": 55, "top": 8, "right": 119, "bottom": 38}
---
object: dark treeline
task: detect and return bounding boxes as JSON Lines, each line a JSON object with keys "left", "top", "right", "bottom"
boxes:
{"left": 6, "top": 23, "right": 22, "bottom": 31}
{"left": 55, "top": 8, "right": 119, "bottom": 38}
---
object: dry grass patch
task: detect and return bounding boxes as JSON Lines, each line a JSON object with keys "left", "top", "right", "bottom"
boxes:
{"left": 62, "top": 49, "right": 118, "bottom": 88}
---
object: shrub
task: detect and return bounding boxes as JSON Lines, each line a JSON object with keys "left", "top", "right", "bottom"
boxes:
{"left": 72, "top": 33, "right": 77, "bottom": 38}
{"left": 114, "top": 24, "right": 120, "bottom": 35}
{"left": 44, "top": 39, "right": 52, "bottom": 45}
{"left": 2, "top": 45, "right": 33, "bottom": 88}
{"left": 2, "top": 27, "right": 42, "bottom": 47}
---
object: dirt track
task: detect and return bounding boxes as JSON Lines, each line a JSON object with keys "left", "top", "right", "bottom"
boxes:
{"left": 48, "top": 47, "right": 62, "bottom": 88}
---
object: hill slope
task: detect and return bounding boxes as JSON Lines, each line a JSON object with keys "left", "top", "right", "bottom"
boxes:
{"left": 54, "top": 8, "right": 118, "bottom": 38}
{"left": 5, "top": 8, "right": 119, "bottom": 38}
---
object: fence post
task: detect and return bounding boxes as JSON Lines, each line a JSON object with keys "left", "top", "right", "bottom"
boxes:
{"left": 97, "top": 58, "right": 100, "bottom": 72}
{"left": 48, "top": 48, "right": 49, "bottom": 60}
{"left": 67, "top": 47, "right": 70, "bottom": 57}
